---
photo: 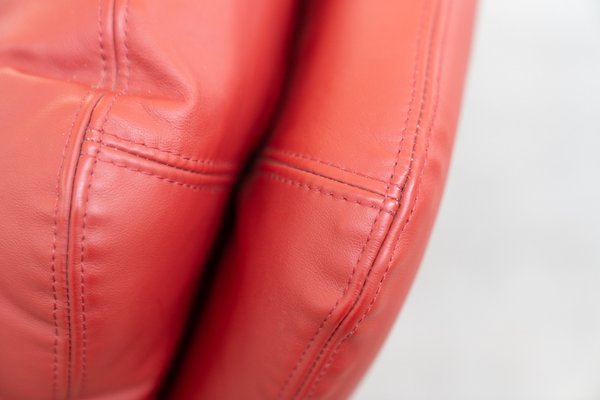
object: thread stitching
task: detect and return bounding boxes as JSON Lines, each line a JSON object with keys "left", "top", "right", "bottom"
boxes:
{"left": 85, "top": 138, "right": 234, "bottom": 177}
{"left": 261, "top": 157, "right": 389, "bottom": 198}
{"left": 79, "top": 0, "right": 130, "bottom": 392}
{"left": 94, "top": 130, "right": 235, "bottom": 167}
{"left": 65, "top": 0, "right": 106, "bottom": 398}
{"left": 258, "top": 172, "right": 390, "bottom": 214}
{"left": 265, "top": 147, "right": 398, "bottom": 186}
{"left": 306, "top": 0, "right": 450, "bottom": 396}
{"left": 276, "top": 211, "right": 382, "bottom": 399}
{"left": 97, "top": 0, "right": 107, "bottom": 89}
{"left": 50, "top": 91, "right": 91, "bottom": 400}
{"left": 94, "top": 156, "right": 227, "bottom": 191}
{"left": 281, "top": 1, "right": 430, "bottom": 398}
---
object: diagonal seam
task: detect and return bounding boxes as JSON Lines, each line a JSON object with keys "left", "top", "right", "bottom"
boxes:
{"left": 277, "top": 1, "right": 432, "bottom": 398}
{"left": 306, "top": 0, "right": 452, "bottom": 396}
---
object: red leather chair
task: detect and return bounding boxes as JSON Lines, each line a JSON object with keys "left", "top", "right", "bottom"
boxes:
{"left": 0, "top": 0, "right": 476, "bottom": 398}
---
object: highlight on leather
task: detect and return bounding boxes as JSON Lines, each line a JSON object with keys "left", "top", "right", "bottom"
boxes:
{"left": 0, "top": 0, "right": 476, "bottom": 398}
{"left": 170, "top": 0, "right": 477, "bottom": 399}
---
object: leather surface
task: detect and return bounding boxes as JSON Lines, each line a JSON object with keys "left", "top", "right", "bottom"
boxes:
{"left": 0, "top": 0, "right": 475, "bottom": 399}
{"left": 0, "top": 0, "right": 294, "bottom": 398}
{"left": 170, "top": 0, "right": 476, "bottom": 399}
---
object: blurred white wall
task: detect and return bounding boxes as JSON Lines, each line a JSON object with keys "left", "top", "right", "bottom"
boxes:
{"left": 356, "top": 0, "right": 600, "bottom": 399}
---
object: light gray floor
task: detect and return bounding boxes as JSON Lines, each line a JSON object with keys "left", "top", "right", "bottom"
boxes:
{"left": 355, "top": 0, "right": 600, "bottom": 399}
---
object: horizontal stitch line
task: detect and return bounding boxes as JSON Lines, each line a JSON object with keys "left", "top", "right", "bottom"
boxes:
{"left": 93, "top": 156, "right": 228, "bottom": 192}
{"left": 260, "top": 157, "right": 390, "bottom": 198}
{"left": 265, "top": 147, "right": 401, "bottom": 187}
{"left": 85, "top": 138, "right": 233, "bottom": 177}
{"left": 257, "top": 171, "right": 392, "bottom": 215}
{"left": 89, "top": 129, "right": 236, "bottom": 167}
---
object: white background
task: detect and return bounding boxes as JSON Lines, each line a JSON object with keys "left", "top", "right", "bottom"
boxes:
{"left": 356, "top": 0, "right": 600, "bottom": 399}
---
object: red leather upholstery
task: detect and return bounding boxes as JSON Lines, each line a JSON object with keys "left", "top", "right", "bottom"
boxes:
{"left": 0, "top": 0, "right": 475, "bottom": 399}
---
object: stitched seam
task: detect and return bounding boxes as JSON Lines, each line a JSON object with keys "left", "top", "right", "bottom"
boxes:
{"left": 64, "top": 95, "right": 105, "bottom": 400}
{"left": 386, "top": 7, "right": 428, "bottom": 191}
{"left": 120, "top": 0, "right": 131, "bottom": 92}
{"left": 78, "top": 0, "right": 129, "bottom": 393}
{"left": 97, "top": 0, "right": 107, "bottom": 89}
{"left": 108, "top": 0, "right": 118, "bottom": 91}
{"left": 85, "top": 138, "right": 234, "bottom": 177}
{"left": 50, "top": 91, "right": 91, "bottom": 400}
{"left": 276, "top": 211, "right": 382, "bottom": 399}
{"left": 79, "top": 96, "right": 119, "bottom": 390}
{"left": 258, "top": 171, "right": 391, "bottom": 214}
{"left": 62, "top": 1, "right": 109, "bottom": 397}
{"left": 306, "top": 0, "right": 450, "bottom": 396}
{"left": 94, "top": 130, "right": 236, "bottom": 167}
{"left": 265, "top": 147, "right": 399, "bottom": 186}
{"left": 282, "top": 2, "right": 430, "bottom": 398}
{"left": 94, "top": 156, "right": 227, "bottom": 191}
{"left": 261, "top": 157, "right": 389, "bottom": 198}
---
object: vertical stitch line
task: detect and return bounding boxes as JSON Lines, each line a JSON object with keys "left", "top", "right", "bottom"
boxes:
{"left": 306, "top": 0, "right": 451, "bottom": 396}
{"left": 62, "top": 2, "right": 108, "bottom": 398}
{"left": 78, "top": 0, "right": 130, "bottom": 394}
{"left": 123, "top": 1, "right": 131, "bottom": 92}
{"left": 284, "top": 2, "right": 431, "bottom": 398}
{"left": 76, "top": 92, "right": 117, "bottom": 393}
{"left": 109, "top": 0, "right": 118, "bottom": 91}
{"left": 97, "top": 0, "right": 107, "bottom": 89}
{"left": 387, "top": 1, "right": 428, "bottom": 190}
{"left": 51, "top": 91, "right": 90, "bottom": 400}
